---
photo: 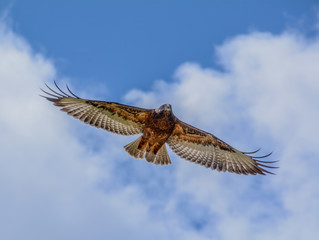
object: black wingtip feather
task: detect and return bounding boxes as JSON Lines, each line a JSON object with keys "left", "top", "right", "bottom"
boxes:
{"left": 256, "top": 162, "right": 279, "bottom": 169}
{"left": 40, "top": 88, "right": 60, "bottom": 98}
{"left": 241, "top": 149, "right": 278, "bottom": 175}
{"left": 241, "top": 148, "right": 261, "bottom": 155}
{"left": 253, "top": 154, "right": 278, "bottom": 175}
{"left": 54, "top": 81, "right": 72, "bottom": 97}
{"left": 40, "top": 81, "right": 80, "bottom": 101}
{"left": 255, "top": 159, "right": 279, "bottom": 164}
{"left": 44, "top": 83, "right": 66, "bottom": 97}
{"left": 253, "top": 151, "right": 273, "bottom": 159}
{"left": 66, "top": 84, "right": 80, "bottom": 98}
{"left": 260, "top": 168, "right": 275, "bottom": 175}
{"left": 39, "top": 95, "right": 59, "bottom": 102}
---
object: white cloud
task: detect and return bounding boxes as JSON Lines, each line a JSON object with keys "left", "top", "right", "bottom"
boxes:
{"left": 125, "top": 63, "right": 231, "bottom": 128}
{"left": 0, "top": 21, "right": 173, "bottom": 240}
{"left": 1, "top": 15, "right": 319, "bottom": 240}
{"left": 126, "top": 29, "right": 319, "bottom": 239}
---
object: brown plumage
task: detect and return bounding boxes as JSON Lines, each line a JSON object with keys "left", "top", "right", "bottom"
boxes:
{"left": 41, "top": 82, "right": 277, "bottom": 175}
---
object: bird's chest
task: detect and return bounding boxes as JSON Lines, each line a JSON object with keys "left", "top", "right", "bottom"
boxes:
{"left": 143, "top": 117, "right": 175, "bottom": 143}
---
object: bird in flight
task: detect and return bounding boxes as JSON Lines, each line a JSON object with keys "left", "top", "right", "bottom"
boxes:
{"left": 41, "top": 82, "right": 277, "bottom": 175}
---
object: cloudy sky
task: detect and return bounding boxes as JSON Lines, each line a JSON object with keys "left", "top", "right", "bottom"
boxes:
{"left": 0, "top": 1, "right": 319, "bottom": 239}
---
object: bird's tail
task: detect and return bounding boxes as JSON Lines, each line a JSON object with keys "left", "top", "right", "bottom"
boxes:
{"left": 124, "top": 137, "right": 171, "bottom": 165}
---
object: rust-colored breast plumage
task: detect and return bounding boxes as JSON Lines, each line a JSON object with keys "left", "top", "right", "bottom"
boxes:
{"left": 139, "top": 111, "right": 175, "bottom": 153}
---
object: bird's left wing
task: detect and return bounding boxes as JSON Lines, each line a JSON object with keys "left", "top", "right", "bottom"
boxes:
{"left": 41, "top": 82, "right": 151, "bottom": 135}
{"left": 167, "top": 118, "right": 277, "bottom": 175}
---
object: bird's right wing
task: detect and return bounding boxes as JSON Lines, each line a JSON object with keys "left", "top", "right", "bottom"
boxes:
{"left": 167, "top": 118, "right": 277, "bottom": 175}
{"left": 41, "top": 82, "right": 151, "bottom": 135}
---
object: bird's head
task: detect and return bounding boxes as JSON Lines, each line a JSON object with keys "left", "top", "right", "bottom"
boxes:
{"left": 155, "top": 104, "right": 173, "bottom": 116}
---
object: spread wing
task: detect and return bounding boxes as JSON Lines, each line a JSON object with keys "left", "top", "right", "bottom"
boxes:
{"left": 41, "top": 82, "right": 151, "bottom": 135}
{"left": 167, "top": 118, "right": 277, "bottom": 175}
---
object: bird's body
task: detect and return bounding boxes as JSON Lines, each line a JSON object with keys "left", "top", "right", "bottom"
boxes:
{"left": 142, "top": 105, "right": 175, "bottom": 152}
{"left": 41, "top": 82, "right": 277, "bottom": 175}
{"left": 125, "top": 106, "right": 175, "bottom": 165}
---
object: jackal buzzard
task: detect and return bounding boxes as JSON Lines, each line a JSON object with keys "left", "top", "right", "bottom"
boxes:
{"left": 41, "top": 82, "right": 277, "bottom": 175}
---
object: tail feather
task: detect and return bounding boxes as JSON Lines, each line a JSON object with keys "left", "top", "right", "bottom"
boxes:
{"left": 154, "top": 144, "right": 171, "bottom": 165}
{"left": 124, "top": 137, "right": 145, "bottom": 159}
{"left": 124, "top": 137, "right": 171, "bottom": 165}
{"left": 145, "top": 151, "right": 156, "bottom": 163}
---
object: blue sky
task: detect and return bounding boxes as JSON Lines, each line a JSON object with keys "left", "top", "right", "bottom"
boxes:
{"left": 1, "top": 0, "right": 318, "bottom": 95}
{"left": 0, "top": 1, "right": 319, "bottom": 240}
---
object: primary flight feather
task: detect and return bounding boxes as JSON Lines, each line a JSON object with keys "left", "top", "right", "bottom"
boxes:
{"left": 41, "top": 82, "right": 277, "bottom": 175}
